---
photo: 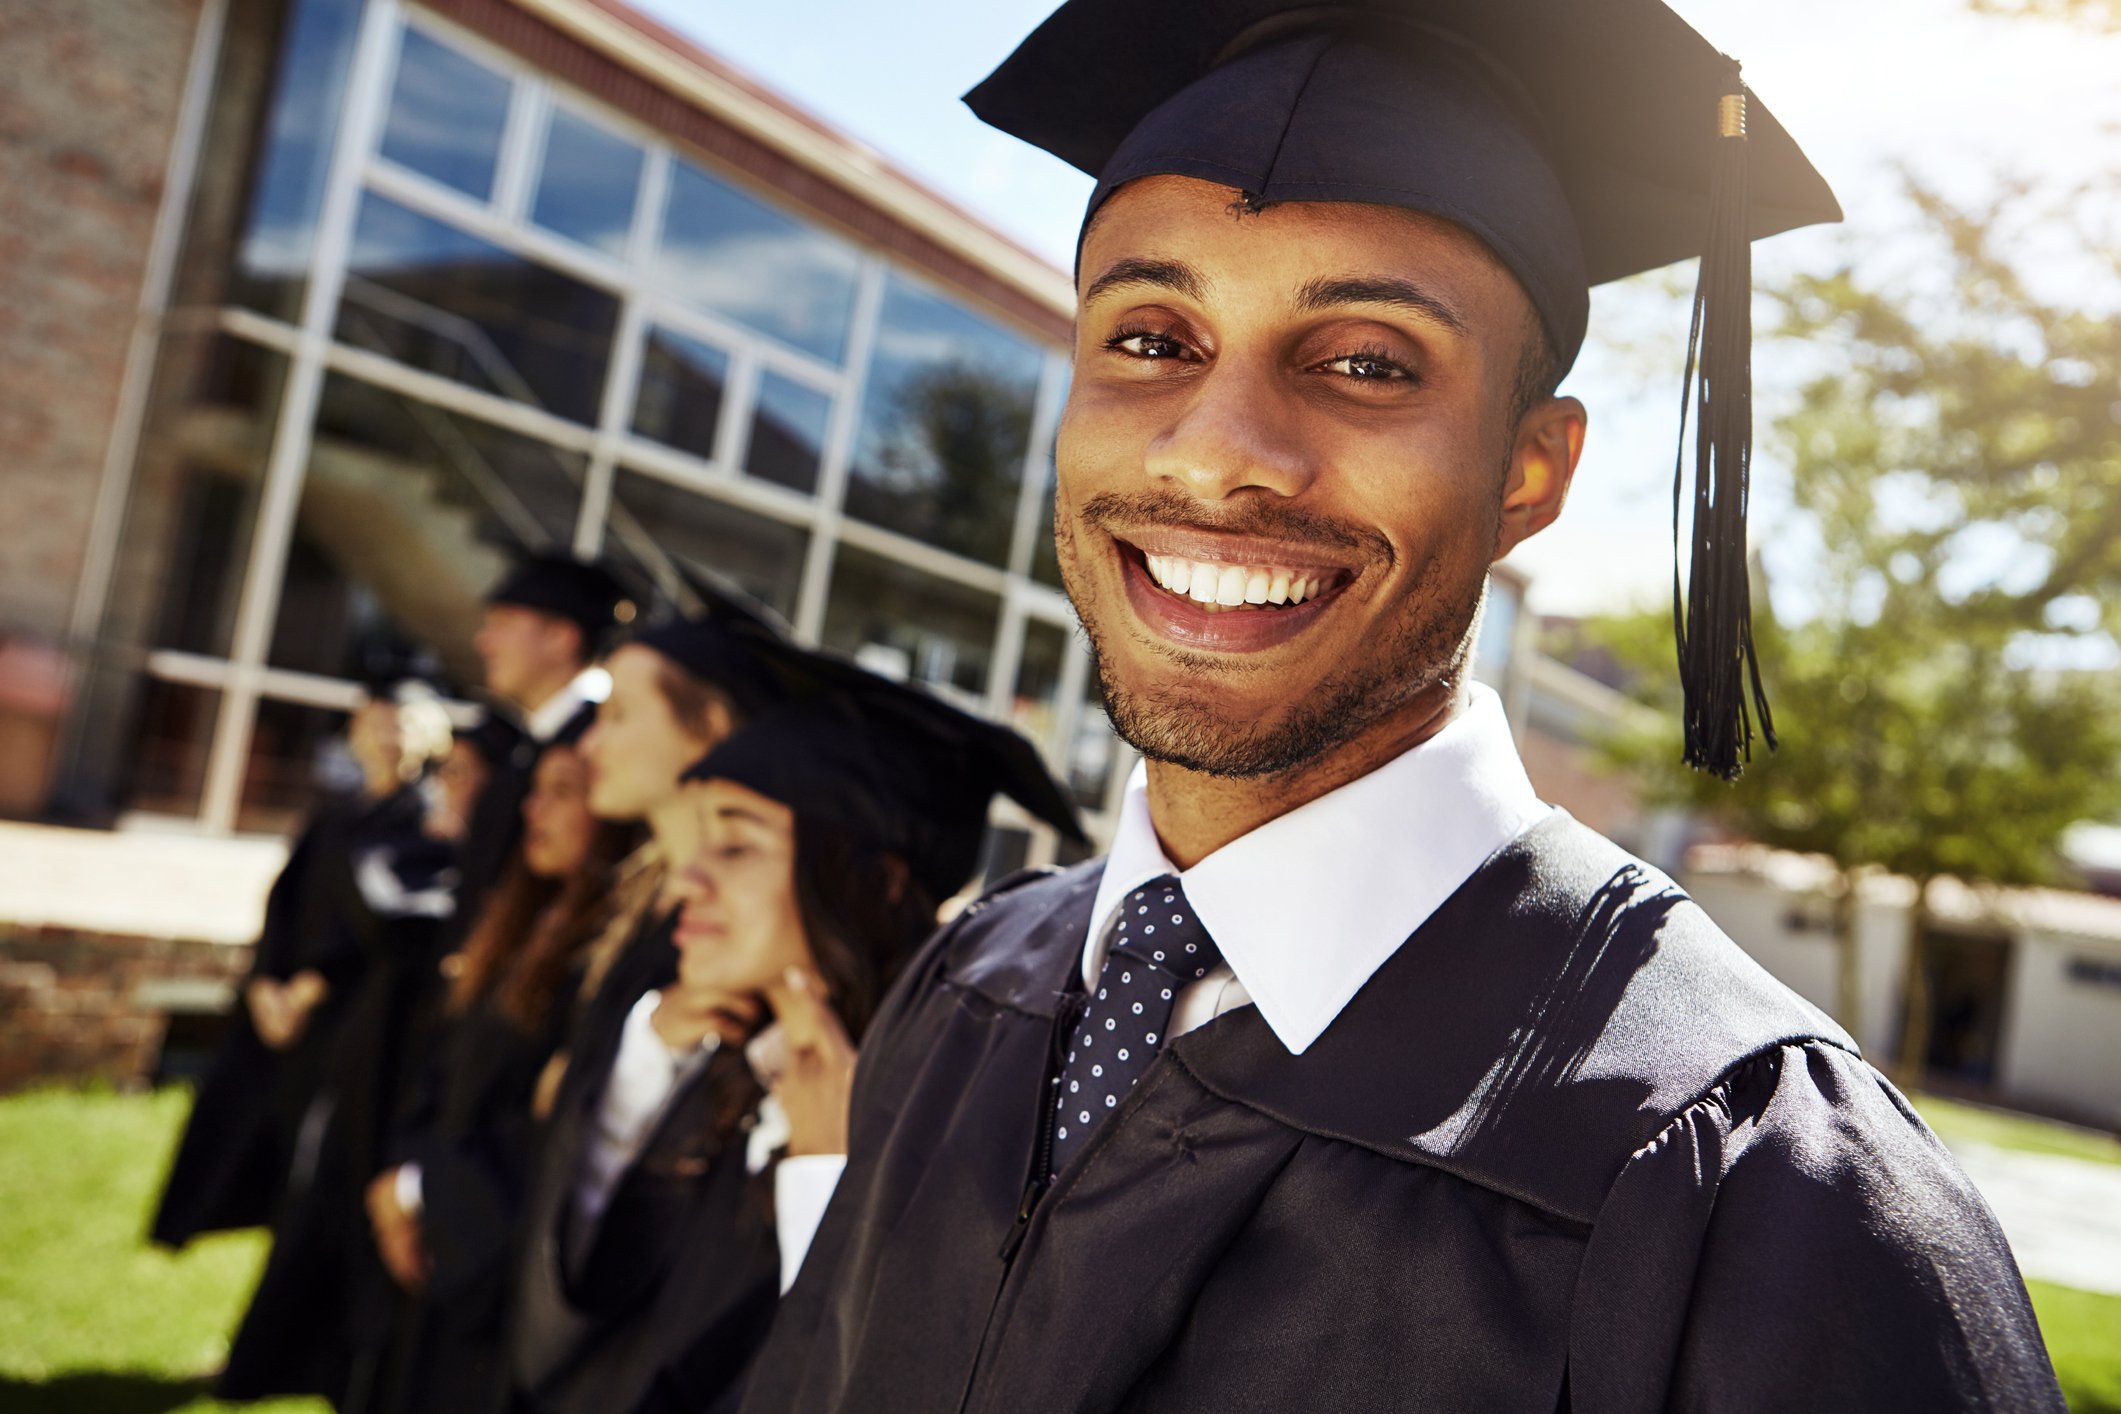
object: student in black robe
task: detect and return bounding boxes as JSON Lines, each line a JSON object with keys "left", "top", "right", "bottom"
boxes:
{"left": 217, "top": 688, "right": 466, "bottom": 1404}
{"left": 457, "top": 554, "right": 639, "bottom": 936}
{"left": 151, "top": 687, "right": 446, "bottom": 1248}
{"left": 735, "top": 3, "right": 2067, "bottom": 1410}
{"left": 504, "top": 678, "right": 1082, "bottom": 1414}
{"left": 354, "top": 742, "right": 643, "bottom": 1414}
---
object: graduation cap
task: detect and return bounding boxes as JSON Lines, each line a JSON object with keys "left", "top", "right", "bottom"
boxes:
{"left": 623, "top": 564, "right": 803, "bottom": 721}
{"left": 966, "top": 0, "right": 1842, "bottom": 778}
{"left": 486, "top": 553, "right": 640, "bottom": 649}
{"left": 684, "top": 669, "right": 1087, "bottom": 902}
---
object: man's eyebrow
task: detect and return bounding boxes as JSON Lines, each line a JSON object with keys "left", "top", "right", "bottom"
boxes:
{"left": 1294, "top": 275, "right": 1469, "bottom": 334}
{"left": 1082, "top": 257, "right": 1208, "bottom": 305}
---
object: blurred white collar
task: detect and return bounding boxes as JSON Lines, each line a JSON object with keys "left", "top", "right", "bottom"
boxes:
{"left": 524, "top": 667, "right": 602, "bottom": 743}
{"left": 1085, "top": 683, "right": 1549, "bottom": 1056}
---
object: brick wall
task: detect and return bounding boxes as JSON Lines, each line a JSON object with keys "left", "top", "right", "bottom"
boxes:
{"left": 0, "top": 0, "right": 204, "bottom": 643}
{"left": 0, "top": 925, "right": 248, "bottom": 1092}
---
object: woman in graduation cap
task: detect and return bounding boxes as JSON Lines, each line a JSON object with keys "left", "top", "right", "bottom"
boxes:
{"left": 501, "top": 679, "right": 1082, "bottom": 1414}
{"left": 735, "top": 3, "right": 2064, "bottom": 1412}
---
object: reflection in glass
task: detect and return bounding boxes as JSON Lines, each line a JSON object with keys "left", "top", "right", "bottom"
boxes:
{"left": 228, "top": 0, "right": 363, "bottom": 320}
{"left": 631, "top": 327, "right": 729, "bottom": 463}
{"left": 378, "top": 26, "right": 512, "bottom": 200}
{"left": 1030, "top": 457, "right": 1063, "bottom": 588}
{"left": 123, "top": 677, "right": 220, "bottom": 821}
{"left": 821, "top": 545, "right": 998, "bottom": 704}
{"left": 530, "top": 106, "right": 643, "bottom": 255}
{"left": 1066, "top": 653, "right": 1118, "bottom": 810}
{"left": 1011, "top": 619, "right": 1068, "bottom": 758}
{"left": 605, "top": 471, "right": 808, "bottom": 622}
{"left": 338, "top": 192, "right": 619, "bottom": 425}
{"left": 269, "top": 374, "right": 586, "bottom": 688}
{"left": 654, "top": 158, "right": 859, "bottom": 365}
{"left": 239, "top": 697, "right": 353, "bottom": 836}
{"left": 846, "top": 275, "right": 1041, "bottom": 565}
{"left": 746, "top": 372, "right": 832, "bottom": 496}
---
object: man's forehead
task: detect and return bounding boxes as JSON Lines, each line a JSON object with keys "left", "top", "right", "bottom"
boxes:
{"left": 1080, "top": 177, "right": 1525, "bottom": 330}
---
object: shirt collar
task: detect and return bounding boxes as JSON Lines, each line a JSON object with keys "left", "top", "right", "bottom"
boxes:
{"left": 1084, "top": 683, "right": 1551, "bottom": 1056}
{"left": 523, "top": 667, "right": 603, "bottom": 743}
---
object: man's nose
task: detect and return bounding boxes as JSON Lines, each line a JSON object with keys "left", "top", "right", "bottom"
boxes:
{"left": 1141, "top": 354, "right": 1319, "bottom": 502}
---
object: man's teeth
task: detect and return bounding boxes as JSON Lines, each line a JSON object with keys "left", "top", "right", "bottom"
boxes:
{"left": 1143, "top": 554, "right": 1326, "bottom": 607}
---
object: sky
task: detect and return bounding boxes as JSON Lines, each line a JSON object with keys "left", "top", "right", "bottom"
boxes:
{"left": 633, "top": 0, "right": 2121, "bottom": 616}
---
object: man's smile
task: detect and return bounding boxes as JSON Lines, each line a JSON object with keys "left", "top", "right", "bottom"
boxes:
{"left": 1108, "top": 528, "right": 1359, "bottom": 651}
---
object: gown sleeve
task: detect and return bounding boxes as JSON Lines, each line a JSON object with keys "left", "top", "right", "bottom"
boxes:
{"left": 1567, "top": 1042, "right": 2066, "bottom": 1414}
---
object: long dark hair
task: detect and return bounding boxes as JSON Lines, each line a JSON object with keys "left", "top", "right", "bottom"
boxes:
{"left": 450, "top": 818, "right": 642, "bottom": 1033}
{"left": 788, "top": 816, "right": 940, "bottom": 1045}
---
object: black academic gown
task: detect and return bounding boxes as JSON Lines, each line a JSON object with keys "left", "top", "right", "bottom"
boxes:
{"left": 370, "top": 986, "right": 573, "bottom": 1414}
{"left": 218, "top": 826, "right": 461, "bottom": 1405}
{"left": 740, "top": 814, "right": 2065, "bottom": 1414}
{"left": 151, "top": 789, "right": 416, "bottom": 1247}
{"left": 503, "top": 908, "right": 782, "bottom": 1414}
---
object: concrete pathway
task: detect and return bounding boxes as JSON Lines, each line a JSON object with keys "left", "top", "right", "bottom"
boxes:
{"left": 1948, "top": 1140, "right": 2121, "bottom": 1297}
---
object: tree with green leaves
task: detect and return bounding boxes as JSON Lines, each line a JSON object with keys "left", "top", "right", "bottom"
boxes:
{"left": 1596, "top": 174, "right": 2121, "bottom": 1080}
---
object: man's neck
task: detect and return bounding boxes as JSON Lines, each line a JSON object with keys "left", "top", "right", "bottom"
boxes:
{"left": 1142, "top": 682, "right": 1467, "bottom": 869}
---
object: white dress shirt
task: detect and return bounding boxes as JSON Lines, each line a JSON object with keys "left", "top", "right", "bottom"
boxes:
{"left": 769, "top": 683, "right": 1551, "bottom": 1270}
{"left": 524, "top": 666, "right": 607, "bottom": 743}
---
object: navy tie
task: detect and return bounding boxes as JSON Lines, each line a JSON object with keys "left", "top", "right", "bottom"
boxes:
{"left": 1048, "top": 875, "right": 1221, "bottom": 1176}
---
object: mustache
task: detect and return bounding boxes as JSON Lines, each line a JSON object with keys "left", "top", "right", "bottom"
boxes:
{"left": 1075, "top": 490, "right": 1392, "bottom": 564}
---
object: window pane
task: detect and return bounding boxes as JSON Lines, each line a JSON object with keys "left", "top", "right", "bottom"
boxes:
{"left": 1065, "top": 644, "right": 1120, "bottom": 810}
{"left": 229, "top": 0, "right": 364, "bottom": 321}
{"left": 238, "top": 697, "right": 353, "bottom": 836}
{"left": 746, "top": 371, "right": 831, "bottom": 495}
{"left": 1010, "top": 619, "right": 1068, "bottom": 756}
{"left": 268, "top": 374, "right": 586, "bottom": 688}
{"left": 820, "top": 546, "right": 997, "bottom": 703}
{"left": 654, "top": 159, "right": 859, "bottom": 365}
{"left": 530, "top": 106, "right": 643, "bottom": 255}
{"left": 604, "top": 471, "right": 808, "bottom": 622}
{"left": 378, "top": 26, "right": 512, "bottom": 200}
{"left": 339, "top": 192, "right": 619, "bottom": 425}
{"left": 846, "top": 276, "right": 1042, "bottom": 565}
{"left": 95, "top": 336, "right": 291, "bottom": 662}
{"left": 631, "top": 326, "right": 729, "bottom": 463}
{"left": 1030, "top": 457, "right": 1063, "bottom": 588}
{"left": 124, "top": 677, "right": 221, "bottom": 821}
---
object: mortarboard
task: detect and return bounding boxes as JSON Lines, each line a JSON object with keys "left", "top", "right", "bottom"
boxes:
{"left": 684, "top": 671, "right": 1087, "bottom": 902}
{"left": 486, "top": 553, "right": 640, "bottom": 649}
{"left": 966, "top": 0, "right": 1842, "bottom": 778}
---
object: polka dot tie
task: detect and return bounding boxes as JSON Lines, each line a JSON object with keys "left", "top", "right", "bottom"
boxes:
{"left": 1048, "top": 875, "right": 1221, "bottom": 1177}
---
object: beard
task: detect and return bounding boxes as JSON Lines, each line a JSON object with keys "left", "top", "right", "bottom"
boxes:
{"left": 1059, "top": 489, "right": 1494, "bottom": 780}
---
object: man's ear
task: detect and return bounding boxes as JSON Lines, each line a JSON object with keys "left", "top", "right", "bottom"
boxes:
{"left": 1495, "top": 395, "right": 1586, "bottom": 561}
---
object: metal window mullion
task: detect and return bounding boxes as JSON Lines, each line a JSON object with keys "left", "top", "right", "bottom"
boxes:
{"left": 490, "top": 78, "right": 547, "bottom": 223}
{"left": 363, "top": 159, "right": 628, "bottom": 294}
{"left": 714, "top": 352, "right": 761, "bottom": 482}
{"left": 1049, "top": 631, "right": 1093, "bottom": 780}
{"left": 1006, "top": 351, "right": 1070, "bottom": 580}
{"left": 322, "top": 337, "right": 598, "bottom": 450}
{"left": 577, "top": 272, "right": 653, "bottom": 556}
{"left": 65, "top": 0, "right": 231, "bottom": 659}
{"left": 983, "top": 592, "right": 1029, "bottom": 721}
{"left": 199, "top": 0, "right": 403, "bottom": 834}
{"left": 792, "top": 257, "right": 885, "bottom": 645}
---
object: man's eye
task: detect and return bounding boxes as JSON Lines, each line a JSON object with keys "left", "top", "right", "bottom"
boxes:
{"left": 1105, "top": 329, "right": 1189, "bottom": 360}
{"left": 1320, "top": 352, "right": 1412, "bottom": 381}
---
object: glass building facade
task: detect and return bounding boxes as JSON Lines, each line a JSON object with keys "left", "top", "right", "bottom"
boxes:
{"left": 53, "top": 0, "right": 1526, "bottom": 867}
{"left": 56, "top": 0, "right": 1117, "bottom": 866}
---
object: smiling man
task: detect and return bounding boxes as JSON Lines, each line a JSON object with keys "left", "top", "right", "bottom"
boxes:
{"left": 735, "top": 3, "right": 2063, "bottom": 1411}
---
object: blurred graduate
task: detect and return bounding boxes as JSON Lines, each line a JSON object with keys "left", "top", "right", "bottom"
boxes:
{"left": 503, "top": 667, "right": 1080, "bottom": 1414}
{"left": 736, "top": 2, "right": 2066, "bottom": 1410}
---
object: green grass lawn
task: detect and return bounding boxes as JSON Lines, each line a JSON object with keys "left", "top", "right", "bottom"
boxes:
{"left": 0, "top": 1086, "right": 324, "bottom": 1414}
{"left": 1, "top": 1085, "right": 2116, "bottom": 1410}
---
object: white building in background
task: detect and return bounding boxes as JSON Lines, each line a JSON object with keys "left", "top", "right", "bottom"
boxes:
{"left": 1684, "top": 845, "right": 2121, "bottom": 1130}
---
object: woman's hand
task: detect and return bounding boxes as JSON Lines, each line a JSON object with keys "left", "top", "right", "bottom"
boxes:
{"left": 364, "top": 1168, "right": 429, "bottom": 1293}
{"left": 245, "top": 979, "right": 299, "bottom": 1050}
{"left": 650, "top": 982, "right": 766, "bottom": 1055}
{"left": 769, "top": 968, "right": 857, "bottom": 1158}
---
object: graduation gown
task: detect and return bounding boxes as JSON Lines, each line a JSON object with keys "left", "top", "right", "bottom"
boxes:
{"left": 151, "top": 789, "right": 417, "bottom": 1247}
{"left": 218, "top": 826, "right": 460, "bottom": 1404}
{"left": 504, "top": 909, "right": 782, "bottom": 1414}
{"left": 370, "top": 988, "right": 573, "bottom": 1414}
{"left": 740, "top": 814, "right": 2064, "bottom": 1414}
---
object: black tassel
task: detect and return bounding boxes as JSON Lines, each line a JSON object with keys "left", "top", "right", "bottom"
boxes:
{"left": 1672, "top": 78, "right": 1774, "bottom": 780}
